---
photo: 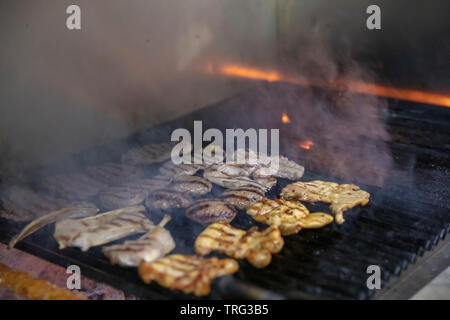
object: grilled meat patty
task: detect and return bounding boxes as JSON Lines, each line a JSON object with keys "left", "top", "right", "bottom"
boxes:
{"left": 221, "top": 186, "right": 265, "bottom": 210}
{"left": 99, "top": 185, "right": 148, "bottom": 210}
{"left": 0, "top": 186, "right": 70, "bottom": 222}
{"left": 102, "top": 215, "right": 175, "bottom": 267}
{"left": 121, "top": 142, "right": 178, "bottom": 166}
{"left": 54, "top": 205, "right": 153, "bottom": 251}
{"left": 87, "top": 162, "right": 144, "bottom": 185}
{"left": 145, "top": 189, "right": 192, "bottom": 211}
{"left": 138, "top": 254, "right": 239, "bottom": 296}
{"left": 185, "top": 199, "right": 237, "bottom": 225}
{"left": 195, "top": 222, "right": 284, "bottom": 268}
{"left": 42, "top": 172, "right": 108, "bottom": 200}
{"left": 158, "top": 161, "right": 202, "bottom": 177}
{"left": 170, "top": 175, "right": 212, "bottom": 195}
{"left": 281, "top": 180, "right": 370, "bottom": 224}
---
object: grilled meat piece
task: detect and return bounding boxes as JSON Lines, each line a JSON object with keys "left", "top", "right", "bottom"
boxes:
{"left": 99, "top": 185, "right": 148, "bottom": 210}
{"left": 297, "top": 212, "right": 334, "bottom": 229}
{"left": 102, "top": 215, "right": 175, "bottom": 267}
{"left": 42, "top": 173, "right": 108, "bottom": 200}
{"left": 121, "top": 142, "right": 179, "bottom": 166}
{"left": 186, "top": 199, "right": 237, "bottom": 225}
{"left": 281, "top": 181, "right": 370, "bottom": 224}
{"left": 203, "top": 168, "right": 271, "bottom": 192}
{"left": 121, "top": 177, "right": 172, "bottom": 192}
{"left": 54, "top": 205, "right": 153, "bottom": 251}
{"left": 246, "top": 198, "right": 310, "bottom": 235}
{"left": 221, "top": 186, "right": 265, "bottom": 210}
{"left": 0, "top": 263, "right": 86, "bottom": 300}
{"left": 9, "top": 202, "right": 99, "bottom": 249}
{"left": 195, "top": 222, "right": 284, "bottom": 268}
{"left": 145, "top": 190, "right": 192, "bottom": 211}
{"left": 158, "top": 161, "right": 201, "bottom": 177}
{"left": 0, "top": 186, "right": 70, "bottom": 222}
{"left": 170, "top": 175, "right": 212, "bottom": 195}
{"left": 139, "top": 254, "right": 239, "bottom": 296}
{"left": 253, "top": 156, "right": 304, "bottom": 180}
{"left": 87, "top": 163, "right": 144, "bottom": 185}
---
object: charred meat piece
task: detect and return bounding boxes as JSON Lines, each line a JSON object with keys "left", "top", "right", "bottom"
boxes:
{"left": 170, "top": 175, "right": 212, "bottom": 195}
{"left": 203, "top": 168, "right": 271, "bottom": 192}
{"left": 281, "top": 180, "right": 370, "bottom": 224}
{"left": 0, "top": 186, "right": 70, "bottom": 222}
{"left": 9, "top": 202, "right": 99, "bottom": 249}
{"left": 246, "top": 198, "right": 310, "bottom": 235}
{"left": 195, "top": 222, "right": 284, "bottom": 268}
{"left": 221, "top": 186, "right": 265, "bottom": 210}
{"left": 102, "top": 215, "right": 175, "bottom": 267}
{"left": 42, "top": 173, "right": 108, "bottom": 200}
{"left": 87, "top": 163, "right": 144, "bottom": 185}
{"left": 99, "top": 185, "right": 148, "bottom": 210}
{"left": 54, "top": 205, "right": 153, "bottom": 251}
{"left": 139, "top": 254, "right": 239, "bottom": 296}
{"left": 145, "top": 190, "right": 192, "bottom": 211}
{"left": 185, "top": 199, "right": 237, "bottom": 225}
{"left": 121, "top": 142, "right": 180, "bottom": 166}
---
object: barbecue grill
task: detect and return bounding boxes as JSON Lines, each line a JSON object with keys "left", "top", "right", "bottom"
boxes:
{"left": 1, "top": 83, "right": 448, "bottom": 299}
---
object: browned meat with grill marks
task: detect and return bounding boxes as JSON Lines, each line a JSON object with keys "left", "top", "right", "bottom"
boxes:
{"left": 9, "top": 202, "right": 99, "bottom": 249}
{"left": 185, "top": 199, "right": 237, "bottom": 225}
{"left": 54, "top": 205, "right": 153, "bottom": 251}
{"left": 42, "top": 173, "right": 108, "bottom": 200}
{"left": 221, "top": 186, "right": 265, "bottom": 210}
{"left": 102, "top": 215, "right": 175, "bottom": 267}
{"left": 158, "top": 161, "right": 202, "bottom": 177}
{"left": 145, "top": 190, "right": 192, "bottom": 211}
{"left": 99, "top": 185, "right": 148, "bottom": 210}
{"left": 170, "top": 175, "right": 212, "bottom": 195}
{"left": 87, "top": 162, "right": 144, "bottom": 185}
{"left": 0, "top": 186, "right": 70, "bottom": 222}
{"left": 195, "top": 222, "right": 284, "bottom": 268}
{"left": 121, "top": 142, "right": 178, "bottom": 166}
{"left": 253, "top": 156, "right": 305, "bottom": 181}
{"left": 139, "top": 254, "right": 238, "bottom": 296}
{"left": 203, "top": 168, "right": 272, "bottom": 192}
{"left": 281, "top": 180, "right": 370, "bottom": 224}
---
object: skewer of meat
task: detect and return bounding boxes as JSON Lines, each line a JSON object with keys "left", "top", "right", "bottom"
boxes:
{"left": 54, "top": 205, "right": 153, "bottom": 251}
{"left": 102, "top": 215, "right": 175, "bottom": 267}
{"left": 8, "top": 202, "right": 99, "bottom": 249}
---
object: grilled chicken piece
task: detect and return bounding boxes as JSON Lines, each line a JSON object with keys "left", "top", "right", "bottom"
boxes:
{"left": 87, "top": 163, "right": 144, "bottom": 185}
{"left": 0, "top": 186, "right": 70, "bottom": 222}
{"left": 121, "top": 142, "right": 179, "bottom": 166}
{"left": 54, "top": 205, "right": 153, "bottom": 251}
{"left": 8, "top": 202, "right": 99, "bottom": 249}
{"left": 281, "top": 181, "right": 370, "bottom": 224}
{"left": 222, "top": 186, "right": 265, "bottom": 210}
{"left": 246, "top": 198, "right": 310, "bottom": 235}
{"left": 170, "top": 175, "right": 212, "bottom": 195}
{"left": 158, "top": 161, "right": 202, "bottom": 177}
{"left": 102, "top": 215, "right": 175, "bottom": 267}
{"left": 99, "top": 185, "right": 148, "bottom": 210}
{"left": 195, "top": 222, "right": 284, "bottom": 268}
{"left": 43, "top": 173, "right": 108, "bottom": 200}
{"left": 297, "top": 212, "right": 334, "bottom": 229}
{"left": 145, "top": 190, "right": 192, "bottom": 211}
{"left": 203, "top": 168, "right": 271, "bottom": 192}
{"left": 139, "top": 254, "right": 239, "bottom": 296}
{"left": 186, "top": 199, "right": 237, "bottom": 225}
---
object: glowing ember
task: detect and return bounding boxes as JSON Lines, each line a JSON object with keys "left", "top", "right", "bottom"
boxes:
{"left": 217, "top": 63, "right": 450, "bottom": 108}
{"left": 281, "top": 112, "right": 291, "bottom": 123}
{"left": 299, "top": 140, "right": 314, "bottom": 150}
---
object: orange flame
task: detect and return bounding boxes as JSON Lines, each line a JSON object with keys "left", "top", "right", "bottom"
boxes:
{"left": 217, "top": 64, "right": 450, "bottom": 108}
{"left": 281, "top": 112, "right": 291, "bottom": 123}
{"left": 299, "top": 140, "right": 314, "bottom": 150}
